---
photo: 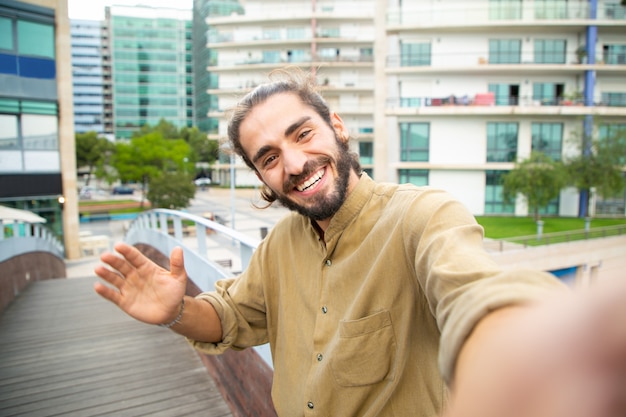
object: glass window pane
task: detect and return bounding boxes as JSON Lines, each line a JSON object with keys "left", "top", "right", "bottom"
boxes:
{"left": 0, "top": 114, "right": 19, "bottom": 149}
{"left": 0, "top": 17, "right": 13, "bottom": 51}
{"left": 17, "top": 20, "right": 55, "bottom": 59}
{"left": 22, "top": 114, "right": 58, "bottom": 150}
{"left": 400, "top": 123, "right": 429, "bottom": 162}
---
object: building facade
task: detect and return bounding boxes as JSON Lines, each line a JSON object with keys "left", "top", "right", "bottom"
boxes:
{"left": 204, "top": 0, "right": 626, "bottom": 217}
{"left": 70, "top": 19, "right": 107, "bottom": 136}
{"left": 0, "top": 0, "right": 80, "bottom": 259}
{"left": 105, "top": 5, "right": 194, "bottom": 140}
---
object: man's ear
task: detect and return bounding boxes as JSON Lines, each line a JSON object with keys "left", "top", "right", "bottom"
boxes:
{"left": 330, "top": 112, "right": 348, "bottom": 143}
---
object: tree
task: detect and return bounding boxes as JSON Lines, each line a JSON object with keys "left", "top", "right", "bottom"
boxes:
{"left": 181, "top": 126, "right": 219, "bottom": 165}
{"left": 565, "top": 127, "right": 626, "bottom": 217}
{"left": 502, "top": 152, "right": 567, "bottom": 221}
{"left": 75, "top": 131, "right": 115, "bottom": 185}
{"left": 147, "top": 171, "right": 196, "bottom": 209}
{"left": 133, "top": 118, "right": 180, "bottom": 140}
{"left": 111, "top": 132, "right": 193, "bottom": 207}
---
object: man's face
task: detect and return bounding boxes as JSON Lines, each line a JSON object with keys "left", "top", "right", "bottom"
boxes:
{"left": 239, "top": 92, "right": 358, "bottom": 222}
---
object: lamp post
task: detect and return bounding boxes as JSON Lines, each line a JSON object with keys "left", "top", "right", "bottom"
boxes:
{"left": 220, "top": 143, "right": 236, "bottom": 230}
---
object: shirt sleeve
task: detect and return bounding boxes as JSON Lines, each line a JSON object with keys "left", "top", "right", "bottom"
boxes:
{"left": 405, "top": 188, "right": 567, "bottom": 385}
{"left": 187, "top": 248, "right": 271, "bottom": 354}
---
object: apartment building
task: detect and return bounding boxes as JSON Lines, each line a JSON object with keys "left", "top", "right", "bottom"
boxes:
{"left": 105, "top": 5, "right": 194, "bottom": 140}
{"left": 0, "top": 0, "right": 80, "bottom": 259}
{"left": 204, "top": 0, "right": 625, "bottom": 217}
{"left": 70, "top": 19, "right": 107, "bottom": 136}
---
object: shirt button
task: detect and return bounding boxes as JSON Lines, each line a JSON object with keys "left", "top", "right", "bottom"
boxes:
{"left": 321, "top": 306, "right": 328, "bottom": 314}
{"left": 307, "top": 401, "right": 314, "bottom": 409}
{"left": 325, "top": 259, "right": 332, "bottom": 266}
{"left": 317, "top": 353, "right": 323, "bottom": 362}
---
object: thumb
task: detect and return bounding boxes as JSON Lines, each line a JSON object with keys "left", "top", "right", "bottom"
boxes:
{"left": 169, "top": 246, "right": 187, "bottom": 282}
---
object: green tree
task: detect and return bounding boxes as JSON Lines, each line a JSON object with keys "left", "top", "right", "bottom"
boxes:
{"left": 133, "top": 118, "right": 180, "bottom": 140}
{"left": 181, "top": 126, "right": 219, "bottom": 165}
{"left": 147, "top": 171, "right": 196, "bottom": 209}
{"left": 112, "top": 132, "right": 192, "bottom": 207}
{"left": 565, "top": 127, "right": 626, "bottom": 217}
{"left": 75, "top": 131, "right": 115, "bottom": 185}
{"left": 502, "top": 152, "right": 567, "bottom": 221}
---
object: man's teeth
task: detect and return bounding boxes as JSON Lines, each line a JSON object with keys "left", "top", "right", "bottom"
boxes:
{"left": 296, "top": 169, "right": 324, "bottom": 192}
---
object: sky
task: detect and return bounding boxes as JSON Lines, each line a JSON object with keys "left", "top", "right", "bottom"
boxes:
{"left": 68, "top": 0, "right": 193, "bottom": 20}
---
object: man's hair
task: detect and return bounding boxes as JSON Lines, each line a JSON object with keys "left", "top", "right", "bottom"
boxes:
{"left": 225, "top": 67, "right": 361, "bottom": 204}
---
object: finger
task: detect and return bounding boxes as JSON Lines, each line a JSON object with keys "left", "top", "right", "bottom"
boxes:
{"left": 169, "top": 246, "right": 187, "bottom": 283}
{"left": 94, "top": 281, "right": 122, "bottom": 306}
{"left": 114, "top": 242, "right": 155, "bottom": 272}
{"left": 99, "top": 249, "right": 135, "bottom": 278}
{"left": 94, "top": 264, "right": 125, "bottom": 289}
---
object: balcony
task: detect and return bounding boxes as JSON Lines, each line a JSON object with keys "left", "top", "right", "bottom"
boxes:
{"left": 387, "top": 2, "right": 625, "bottom": 30}
{"left": 386, "top": 93, "right": 626, "bottom": 117}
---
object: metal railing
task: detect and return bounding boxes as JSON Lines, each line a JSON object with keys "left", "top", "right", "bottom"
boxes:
{"left": 490, "top": 224, "right": 626, "bottom": 252}
{"left": 0, "top": 220, "right": 65, "bottom": 261}
{"left": 123, "top": 209, "right": 273, "bottom": 367}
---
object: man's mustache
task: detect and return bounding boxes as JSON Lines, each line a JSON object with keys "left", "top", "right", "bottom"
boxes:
{"left": 282, "top": 157, "right": 331, "bottom": 194}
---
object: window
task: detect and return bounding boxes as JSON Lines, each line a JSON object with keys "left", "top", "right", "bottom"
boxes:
{"left": 535, "top": 39, "right": 567, "bottom": 64}
{"left": 399, "top": 169, "right": 429, "bottom": 186}
{"left": 0, "top": 17, "right": 13, "bottom": 51}
{"left": 22, "top": 114, "right": 58, "bottom": 150}
{"left": 17, "top": 20, "right": 55, "bottom": 59}
{"left": 400, "top": 42, "right": 431, "bottom": 67}
{"left": 599, "top": 123, "right": 626, "bottom": 165}
{"left": 603, "top": 44, "right": 626, "bottom": 64}
{"left": 400, "top": 123, "right": 429, "bottom": 162}
{"left": 488, "top": 83, "right": 520, "bottom": 105}
{"left": 601, "top": 92, "right": 626, "bottom": 107}
{"left": 535, "top": 0, "right": 568, "bottom": 19}
{"left": 533, "top": 82, "right": 565, "bottom": 105}
{"left": 532, "top": 122, "right": 563, "bottom": 161}
{"left": 0, "top": 114, "right": 19, "bottom": 149}
{"left": 287, "top": 27, "right": 305, "bottom": 40}
{"left": 485, "top": 170, "right": 515, "bottom": 214}
{"left": 605, "top": 2, "right": 626, "bottom": 19}
{"left": 489, "top": 0, "right": 522, "bottom": 20}
{"left": 489, "top": 39, "right": 521, "bottom": 64}
{"left": 487, "top": 122, "right": 518, "bottom": 162}
{"left": 359, "top": 142, "right": 373, "bottom": 164}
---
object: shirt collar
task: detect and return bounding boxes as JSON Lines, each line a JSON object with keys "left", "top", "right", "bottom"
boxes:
{"left": 320, "top": 172, "right": 374, "bottom": 243}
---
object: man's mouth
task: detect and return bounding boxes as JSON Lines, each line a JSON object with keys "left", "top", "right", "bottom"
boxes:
{"left": 296, "top": 168, "right": 324, "bottom": 192}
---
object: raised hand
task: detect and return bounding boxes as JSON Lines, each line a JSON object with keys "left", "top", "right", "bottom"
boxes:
{"left": 446, "top": 279, "right": 626, "bottom": 417}
{"left": 94, "top": 242, "right": 188, "bottom": 326}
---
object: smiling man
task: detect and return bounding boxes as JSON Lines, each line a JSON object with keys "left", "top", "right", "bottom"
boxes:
{"left": 95, "top": 68, "right": 626, "bottom": 417}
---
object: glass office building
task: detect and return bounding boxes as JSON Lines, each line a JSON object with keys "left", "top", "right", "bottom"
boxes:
{"left": 70, "top": 19, "right": 106, "bottom": 135}
{"left": 106, "top": 6, "right": 194, "bottom": 139}
{"left": 0, "top": 0, "right": 79, "bottom": 254}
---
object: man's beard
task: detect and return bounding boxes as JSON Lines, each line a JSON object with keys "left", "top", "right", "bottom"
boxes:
{"left": 274, "top": 144, "right": 353, "bottom": 221}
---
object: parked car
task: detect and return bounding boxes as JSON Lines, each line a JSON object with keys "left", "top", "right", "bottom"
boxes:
{"left": 112, "top": 185, "right": 134, "bottom": 195}
{"left": 194, "top": 177, "right": 212, "bottom": 186}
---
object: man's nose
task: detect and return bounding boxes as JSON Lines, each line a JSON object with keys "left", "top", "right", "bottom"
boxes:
{"left": 282, "top": 147, "right": 307, "bottom": 176}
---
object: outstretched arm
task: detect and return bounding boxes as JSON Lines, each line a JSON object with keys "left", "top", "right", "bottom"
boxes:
{"left": 445, "top": 280, "right": 626, "bottom": 417}
{"left": 94, "top": 242, "right": 222, "bottom": 342}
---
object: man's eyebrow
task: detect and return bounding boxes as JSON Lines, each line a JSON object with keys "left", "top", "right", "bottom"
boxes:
{"left": 251, "top": 116, "right": 312, "bottom": 165}
{"left": 252, "top": 145, "right": 272, "bottom": 165}
{"left": 284, "top": 116, "right": 311, "bottom": 137}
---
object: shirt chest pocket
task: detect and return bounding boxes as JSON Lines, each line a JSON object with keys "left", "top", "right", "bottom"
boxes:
{"left": 330, "top": 310, "right": 397, "bottom": 387}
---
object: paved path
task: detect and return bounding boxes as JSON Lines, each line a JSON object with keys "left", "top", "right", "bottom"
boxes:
{"left": 0, "top": 277, "right": 233, "bottom": 417}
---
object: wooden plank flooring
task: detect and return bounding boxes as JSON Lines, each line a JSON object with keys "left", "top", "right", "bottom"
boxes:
{"left": 0, "top": 277, "right": 233, "bottom": 417}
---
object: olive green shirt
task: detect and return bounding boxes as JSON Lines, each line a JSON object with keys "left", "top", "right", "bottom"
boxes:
{"left": 190, "top": 174, "right": 561, "bottom": 416}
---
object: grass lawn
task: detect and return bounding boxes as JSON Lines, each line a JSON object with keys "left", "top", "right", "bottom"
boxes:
{"left": 475, "top": 216, "right": 626, "bottom": 239}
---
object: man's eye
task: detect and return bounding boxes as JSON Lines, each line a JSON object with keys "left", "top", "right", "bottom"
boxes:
{"left": 297, "top": 130, "right": 311, "bottom": 141}
{"left": 263, "top": 155, "right": 277, "bottom": 167}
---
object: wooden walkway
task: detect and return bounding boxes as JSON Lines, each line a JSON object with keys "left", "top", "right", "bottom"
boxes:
{"left": 0, "top": 277, "right": 233, "bottom": 417}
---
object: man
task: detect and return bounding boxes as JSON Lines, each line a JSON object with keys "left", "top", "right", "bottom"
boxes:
{"left": 95, "top": 68, "right": 626, "bottom": 416}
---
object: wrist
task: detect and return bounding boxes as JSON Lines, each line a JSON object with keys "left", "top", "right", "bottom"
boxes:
{"left": 159, "top": 297, "right": 185, "bottom": 328}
